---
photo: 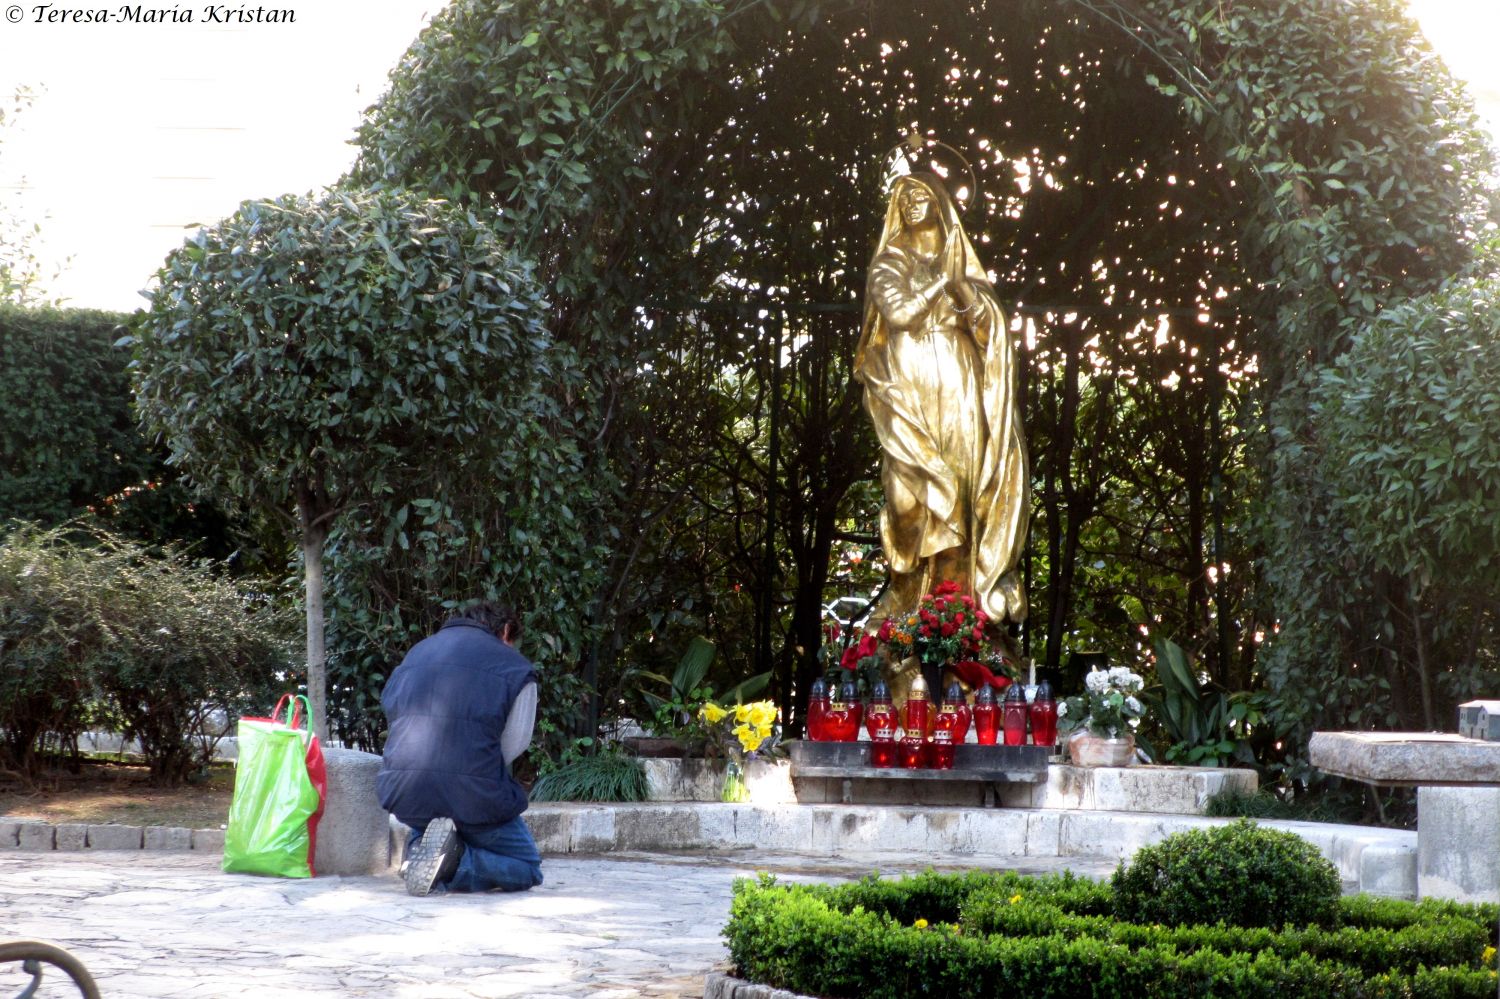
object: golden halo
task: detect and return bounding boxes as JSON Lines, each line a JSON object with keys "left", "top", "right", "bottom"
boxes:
{"left": 882, "top": 131, "right": 981, "bottom": 220}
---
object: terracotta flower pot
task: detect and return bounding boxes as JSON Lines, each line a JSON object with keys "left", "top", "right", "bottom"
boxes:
{"left": 1068, "top": 730, "right": 1136, "bottom": 767}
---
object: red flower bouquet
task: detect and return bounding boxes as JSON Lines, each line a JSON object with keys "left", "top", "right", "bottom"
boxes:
{"left": 880, "top": 580, "right": 989, "bottom": 669}
{"left": 819, "top": 624, "right": 883, "bottom": 695}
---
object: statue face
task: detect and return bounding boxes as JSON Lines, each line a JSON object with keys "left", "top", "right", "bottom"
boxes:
{"left": 898, "top": 185, "right": 936, "bottom": 228}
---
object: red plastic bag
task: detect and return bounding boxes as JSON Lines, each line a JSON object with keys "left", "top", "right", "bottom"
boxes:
{"left": 222, "top": 694, "right": 327, "bottom": 878}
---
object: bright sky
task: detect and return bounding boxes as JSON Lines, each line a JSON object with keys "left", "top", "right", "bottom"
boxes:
{"left": 0, "top": 0, "right": 434, "bottom": 311}
{"left": 0, "top": 0, "right": 1496, "bottom": 313}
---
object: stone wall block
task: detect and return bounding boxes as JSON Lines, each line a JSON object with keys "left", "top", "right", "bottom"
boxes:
{"left": 569, "top": 806, "right": 618, "bottom": 853}
{"left": 144, "top": 826, "right": 193, "bottom": 851}
{"left": 1417, "top": 786, "right": 1500, "bottom": 903}
{"left": 85, "top": 824, "right": 143, "bottom": 850}
{"left": 191, "top": 827, "right": 225, "bottom": 852}
{"left": 53, "top": 824, "right": 87, "bottom": 850}
{"left": 313, "top": 747, "right": 395, "bottom": 876}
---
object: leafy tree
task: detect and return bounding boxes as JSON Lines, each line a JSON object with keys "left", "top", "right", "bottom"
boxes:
{"left": 351, "top": 0, "right": 1498, "bottom": 765}
{"left": 128, "top": 187, "right": 563, "bottom": 739}
{"left": 1313, "top": 275, "right": 1500, "bottom": 729}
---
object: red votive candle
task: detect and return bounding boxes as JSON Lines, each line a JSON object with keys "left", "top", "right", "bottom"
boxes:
{"left": 972, "top": 685, "right": 999, "bottom": 745}
{"left": 1002, "top": 683, "right": 1029, "bottom": 746}
{"left": 806, "top": 677, "right": 829, "bottom": 741}
{"left": 1029, "top": 680, "right": 1058, "bottom": 748}
{"left": 866, "top": 681, "right": 897, "bottom": 768}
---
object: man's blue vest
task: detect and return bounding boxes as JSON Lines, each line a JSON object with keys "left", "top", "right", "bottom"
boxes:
{"left": 377, "top": 618, "right": 537, "bottom": 827}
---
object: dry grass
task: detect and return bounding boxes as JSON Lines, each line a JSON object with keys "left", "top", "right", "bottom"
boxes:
{"left": 0, "top": 758, "right": 233, "bottom": 829}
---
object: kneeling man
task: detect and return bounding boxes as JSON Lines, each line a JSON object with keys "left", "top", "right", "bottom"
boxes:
{"left": 378, "top": 601, "right": 544, "bottom": 896}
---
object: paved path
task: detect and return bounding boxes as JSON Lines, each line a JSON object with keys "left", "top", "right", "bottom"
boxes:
{"left": 0, "top": 849, "right": 1117, "bottom": 998}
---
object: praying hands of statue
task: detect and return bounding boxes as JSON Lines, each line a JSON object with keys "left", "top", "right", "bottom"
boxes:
{"left": 941, "top": 236, "right": 988, "bottom": 349}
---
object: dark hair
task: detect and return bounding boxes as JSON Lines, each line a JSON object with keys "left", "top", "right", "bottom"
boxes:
{"left": 453, "top": 600, "right": 521, "bottom": 642}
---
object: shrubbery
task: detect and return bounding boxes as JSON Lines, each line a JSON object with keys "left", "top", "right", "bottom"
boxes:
{"left": 1111, "top": 819, "right": 1342, "bottom": 930}
{"left": 725, "top": 853, "right": 1499, "bottom": 998}
{"left": 0, "top": 306, "right": 238, "bottom": 557}
{"left": 0, "top": 524, "right": 295, "bottom": 783}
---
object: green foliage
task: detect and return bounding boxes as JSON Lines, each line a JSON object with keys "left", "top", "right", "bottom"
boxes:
{"left": 636, "top": 636, "right": 772, "bottom": 741}
{"left": 0, "top": 306, "right": 234, "bottom": 554}
{"left": 1203, "top": 786, "right": 1415, "bottom": 829}
{"left": 1144, "top": 0, "right": 1499, "bottom": 762}
{"left": 1142, "top": 637, "right": 1261, "bottom": 766}
{"left": 1111, "top": 819, "right": 1342, "bottom": 930}
{"left": 1309, "top": 275, "right": 1500, "bottom": 726}
{"left": 128, "top": 185, "right": 597, "bottom": 742}
{"left": 0, "top": 523, "right": 99, "bottom": 769}
{"left": 529, "top": 746, "right": 648, "bottom": 802}
{"left": 0, "top": 524, "right": 294, "bottom": 783}
{"left": 638, "top": 636, "right": 719, "bottom": 738}
{"left": 0, "top": 306, "right": 136, "bottom": 524}
{"left": 353, "top": 0, "right": 1500, "bottom": 769}
{"left": 726, "top": 870, "right": 1497, "bottom": 999}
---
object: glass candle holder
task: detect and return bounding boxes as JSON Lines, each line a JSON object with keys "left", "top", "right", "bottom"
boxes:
{"left": 1029, "top": 680, "right": 1058, "bottom": 748}
{"left": 972, "top": 685, "right": 999, "bottom": 745}
{"left": 900, "top": 736, "right": 927, "bottom": 769}
{"left": 806, "top": 678, "right": 829, "bottom": 741}
{"left": 1002, "top": 683, "right": 1029, "bottom": 746}
{"left": 866, "top": 680, "right": 897, "bottom": 744}
{"left": 839, "top": 680, "right": 863, "bottom": 738}
{"left": 904, "top": 673, "right": 931, "bottom": 739}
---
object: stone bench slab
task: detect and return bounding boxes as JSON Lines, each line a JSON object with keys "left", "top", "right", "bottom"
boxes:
{"left": 1309, "top": 731, "right": 1500, "bottom": 786}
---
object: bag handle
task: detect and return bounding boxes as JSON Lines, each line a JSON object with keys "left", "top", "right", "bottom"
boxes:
{"left": 271, "top": 694, "right": 314, "bottom": 732}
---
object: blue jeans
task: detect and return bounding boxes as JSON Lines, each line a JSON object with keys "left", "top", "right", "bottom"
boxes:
{"left": 406, "top": 815, "right": 544, "bottom": 893}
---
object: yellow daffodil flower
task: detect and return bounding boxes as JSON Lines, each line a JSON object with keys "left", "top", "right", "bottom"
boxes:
{"left": 734, "top": 723, "right": 764, "bottom": 753}
{"left": 747, "top": 702, "right": 777, "bottom": 729}
{"left": 699, "top": 703, "right": 728, "bottom": 724}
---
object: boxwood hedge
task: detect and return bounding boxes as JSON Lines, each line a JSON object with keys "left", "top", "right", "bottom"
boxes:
{"left": 724, "top": 870, "right": 1499, "bottom": 999}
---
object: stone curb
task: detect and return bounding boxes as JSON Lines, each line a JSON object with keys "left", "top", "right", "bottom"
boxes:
{"left": 704, "top": 972, "right": 813, "bottom": 999}
{"left": 0, "top": 819, "right": 223, "bottom": 853}
{"left": 525, "top": 802, "right": 1419, "bottom": 899}
{"left": 0, "top": 804, "right": 1420, "bottom": 898}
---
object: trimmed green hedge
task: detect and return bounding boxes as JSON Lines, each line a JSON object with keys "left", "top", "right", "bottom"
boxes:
{"left": 724, "top": 871, "right": 1499, "bottom": 999}
{"left": 1111, "top": 820, "right": 1342, "bottom": 929}
{"left": 0, "top": 305, "right": 238, "bottom": 558}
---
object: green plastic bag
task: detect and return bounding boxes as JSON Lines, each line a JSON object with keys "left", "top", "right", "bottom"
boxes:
{"left": 222, "top": 695, "right": 323, "bottom": 878}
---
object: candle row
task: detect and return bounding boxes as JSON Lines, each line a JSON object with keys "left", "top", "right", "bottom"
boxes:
{"left": 806, "top": 675, "right": 1058, "bottom": 769}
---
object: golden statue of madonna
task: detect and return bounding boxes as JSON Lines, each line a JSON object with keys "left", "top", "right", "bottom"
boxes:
{"left": 856, "top": 170, "right": 1029, "bottom": 637}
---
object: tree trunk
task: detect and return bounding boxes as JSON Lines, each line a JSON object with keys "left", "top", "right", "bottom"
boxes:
{"left": 1409, "top": 580, "right": 1435, "bottom": 731}
{"left": 1044, "top": 323, "right": 1082, "bottom": 674}
{"left": 297, "top": 493, "right": 330, "bottom": 743}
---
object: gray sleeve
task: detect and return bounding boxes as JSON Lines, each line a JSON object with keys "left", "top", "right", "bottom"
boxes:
{"left": 501, "top": 680, "right": 538, "bottom": 767}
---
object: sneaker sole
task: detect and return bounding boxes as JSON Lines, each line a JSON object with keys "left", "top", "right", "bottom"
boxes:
{"left": 404, "top": 817, "right": 460, "bottom": 897}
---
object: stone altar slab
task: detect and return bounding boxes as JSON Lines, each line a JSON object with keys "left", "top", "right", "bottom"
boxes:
{"left": 1308, "top": 731, "right": 1500, "bottom": 786}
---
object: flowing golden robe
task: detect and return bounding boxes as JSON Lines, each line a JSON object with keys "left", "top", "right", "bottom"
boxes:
{"left": 855, "top": 173, "right": 1029, "bottom": 627}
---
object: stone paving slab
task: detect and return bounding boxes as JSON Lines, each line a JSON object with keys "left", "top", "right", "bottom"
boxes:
{"left": 0, "top": 848, "right": 1120, "bottom": 998}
